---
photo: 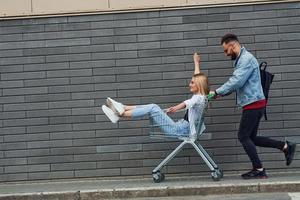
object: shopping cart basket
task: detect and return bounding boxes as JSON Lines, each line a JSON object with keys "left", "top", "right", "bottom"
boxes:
{"left": 149, "top": 95, "right": 223, "bottom": 183}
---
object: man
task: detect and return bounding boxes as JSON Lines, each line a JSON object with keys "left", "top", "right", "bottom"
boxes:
{"left": 211, "top": 33, "right": 296, "bottom": 179}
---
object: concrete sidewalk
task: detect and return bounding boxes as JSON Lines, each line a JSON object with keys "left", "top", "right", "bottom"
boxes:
{"left": 1, "top": 172, "right": 300, "bottom": 199}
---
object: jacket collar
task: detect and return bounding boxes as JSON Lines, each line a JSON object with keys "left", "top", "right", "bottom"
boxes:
{"left": 234, "top": 46, "right": 245, "bottom": 67}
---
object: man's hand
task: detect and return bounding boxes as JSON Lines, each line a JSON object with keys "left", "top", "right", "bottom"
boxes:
{"left": 209, "top": 91, "right": 220, "bottom": 99}
{"left": 193, "top": 52, "right": 200, "bottom": 64}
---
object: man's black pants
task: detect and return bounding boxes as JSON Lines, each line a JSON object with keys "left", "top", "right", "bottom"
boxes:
{"left": 238, "top": 107, "right": 285, "bottom": 169}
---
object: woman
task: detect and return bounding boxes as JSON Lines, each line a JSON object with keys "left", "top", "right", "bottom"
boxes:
{"left": 102, "top": 53, "right": 208, "bottom": 139}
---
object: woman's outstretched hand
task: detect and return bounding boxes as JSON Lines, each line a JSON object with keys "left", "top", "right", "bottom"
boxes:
{"left": 193, "top": 52, "right": 200, "bottom": 64}
{"left": 165, "top": 106, "right": 177, "bottom": 114}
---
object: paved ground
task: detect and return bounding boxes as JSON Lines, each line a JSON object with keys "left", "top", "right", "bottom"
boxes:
{"left": 1, "top": 172, "right": 300, "bottom": 199}
{"left": 122, "top": 193, "right": 300, "bottom": 200}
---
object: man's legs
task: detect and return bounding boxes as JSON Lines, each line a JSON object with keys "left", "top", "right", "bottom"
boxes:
{"left": 238, "top": 109, "right": 264, "bottom": 169}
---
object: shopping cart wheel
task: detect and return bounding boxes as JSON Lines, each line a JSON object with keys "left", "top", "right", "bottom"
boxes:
{"left": 152, "top": 171, "right": 165, "bottom": 183}
{"left": 216, "top": 169, "right": 223, "bottom": 178}
{"left": 211, "top": 171, "right": 222, "bottom": 181}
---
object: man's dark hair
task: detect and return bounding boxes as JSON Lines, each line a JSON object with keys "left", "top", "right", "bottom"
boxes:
{"left": 221, "top": 33, "right": 239, "bottom": 45}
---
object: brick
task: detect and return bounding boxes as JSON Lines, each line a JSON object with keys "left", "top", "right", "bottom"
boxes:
{"left": 138, "top": 48, "right": 184, "bottom": 58}
{"left": 45, "top": 22, "right": 90, "bottom": 32}
{"left": 28, "top": 171, "right": 74, "bottom": 180}
{"left": 47, "top": 69, "right": 92, "bottom": 78}
{"left": 49, "top": 115, "right": 95, "bottom": 125}
{"left": 24, "top": 62, "right": 69, "bottom": 72}
{"left": 4, "top": 149, "right": 29, "bottom": 158}
{"left": 27, "top": 124, "right": 72, "bottom": 134}
{"left": 254, "top": 16, "right": 300, "bottom": 27}
{"left": 137, "top": 16, "right": 182, "bottom": 26}
{"left": 161, "top": 38, "right": 207, "bottom": 48}
{"left": 118, "top": 88, "right": 163, "bottom": 98}
{"left": 51, "top": 162, "right": 96, "bottom": 171}
{"left": 0, "top": 56, "right": 45, "bottom": 66}
{"left": 92, "top": 51, "right": 137, "bottom": 60}
{"left": 72, "top": 91, "right": 116, "bottom": 100}
{"left": 4, "top": 118, "right": 48, "bottom": 127}
{"left": 50, "top": 130, "right": 95, "bottom": 140}
{"left": 75, "top": 168, "right": 120, "bottom": 177}
{"left": 0, "top": 33, "right": 22, "bottom": 42}
{"left": 72, "top": 122, "right": 117, "bottom": 131}
{"left": 3, "top": 87, "right": 47, "bottom": 96}
{"left": 97, "top": 144, "right": 142, "bottom": 153}
{"left": 0, "top": 80, "right": 23, "bottom": 88}
{"left": 207, "top": 4, "right": 253, "bottom": 14}
{"left": 45, "top": 38, "right": 90, "bottom": 47}
{"left": 25, "top": 93, "right": 71, "bottom": 102}
{"left": 116, "top": 57, "right": 161, "bottom": 67}
{"left": 138, "top": 32, "right": 183, "bottom": 42}
{"left": 71, "top": 61, "right": 113, "bottom": 70}
{"left": 0, "top": 24, "right": 44, "bottom": 35}
{"left": 91, "top": 19, "right": 136, "bottom": 29}
{"left": 0, "top": 111, "right": 26, "bottom": 120}
{"left": 279, "top": 40, "right": 300, "bottom": 49}
{"left": 49, "top": 99, "right": 94, "bottom": 109}
{"left": 97, "top": 160, "right": 142, "bottom": 168}
{"left": 115, "top": 41, "right": 160, "bottom": 51}
{"left": 255, "top": 33, "right": 300, "bottom": 43}
{"left": 1, "top": 71, "right": 45, "bottom": 81}
{"left": 0, "top": 173, "right": 28, "bottom": 182}
{"left": 254, "top": 2, "right": 299, "bottom": 11}
{"left": 0, "top": 49, "right": 23, "bottom": 58}
{"left": 0, "top": 158, "right": 27, "bottom": 166}
{"left": 114, "top": 26, "right": 161, "bottom": 35}
{"left": 160, "top": 7, "right": 206, "bottom": 17}
{"left": 230, "top": 10, "right": 277, "bottom": 20}
{"left": 46, "top": 53, "right": 91, "bottom": 63}
{"left": 90, "top": 28, "right": 114, "bottom": 37}
{"left": 0, "top": 64, "right": 23, "bottom": 73}
{"left": 5, "top": 164, "right": 50, "bottom": 173}
{"left": 183, "top": 14, "right": 229, "bottom": 23}
{"left": 0, "top": 41, "right": 45, "bottom": 51}
{"left": 161, "top": 23, "right": 207, "bottom": 33}
{"left": 139, "top": 63, "right": 185, "bottom": 73}
{"left": 71, "top": 107, "right": 97, "bottom": 115}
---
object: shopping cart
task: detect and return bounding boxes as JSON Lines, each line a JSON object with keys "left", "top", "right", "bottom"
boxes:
{"left": 150, "top": 95, "right": 223, "bottom": 183}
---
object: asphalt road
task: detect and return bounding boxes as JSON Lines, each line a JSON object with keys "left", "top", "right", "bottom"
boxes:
{"left": 121, "top": 193, "right": 300, "bottom": 200}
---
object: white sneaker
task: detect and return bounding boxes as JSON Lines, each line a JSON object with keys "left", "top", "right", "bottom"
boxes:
{"left": 102, "top": 105, "right": 119, "bottom": 123}
{"left": 106, "top": 97, "right": 125, "bottom": 115}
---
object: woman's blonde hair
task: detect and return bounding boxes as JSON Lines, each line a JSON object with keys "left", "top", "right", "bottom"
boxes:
{"left": 192, "top": 73, "right": 210, "bottom": 95}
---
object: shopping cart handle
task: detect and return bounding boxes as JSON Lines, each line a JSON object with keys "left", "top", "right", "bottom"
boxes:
{"left": 207, "top": 93, "right": 215, "bottom": 101}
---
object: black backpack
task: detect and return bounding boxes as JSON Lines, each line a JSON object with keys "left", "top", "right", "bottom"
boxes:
{"left": 259, "top": 61, "right": 274, "bottom": 120}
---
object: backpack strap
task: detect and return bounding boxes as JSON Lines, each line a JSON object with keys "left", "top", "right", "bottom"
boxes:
{"left": 260, "top": 61, "right": 268, "bottom": 71}
{"left": 260, "top": 61, "right": 269, "bottom": 121}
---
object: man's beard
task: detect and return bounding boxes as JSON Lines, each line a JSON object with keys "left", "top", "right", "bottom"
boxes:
{"left": 231, "top": 52, "right": 238, "bottom": 60}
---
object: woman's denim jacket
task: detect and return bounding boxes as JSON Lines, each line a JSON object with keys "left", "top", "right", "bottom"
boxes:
{"left": 216, "top": 47, "right": 265, "bottom": 107}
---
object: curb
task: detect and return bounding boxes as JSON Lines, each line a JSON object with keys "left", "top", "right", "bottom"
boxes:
{"left": 1, "top": 181, "right": 300, "bottom": 199}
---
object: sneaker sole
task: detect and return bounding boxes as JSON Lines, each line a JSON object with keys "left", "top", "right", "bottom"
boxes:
{"left": 106, "top": 99, "right": 118, "bottom": 114}
{"left": 107, "top": 97, "right": 124, "bottom": 115}
{"left": 287, "top": 144, "right": 297, "bottom": 166}
{"left": 102, "top": 105, "right": 119, "bottom": 123}
{"left": 242, "top": 175, "right": 268, "bottom": 180}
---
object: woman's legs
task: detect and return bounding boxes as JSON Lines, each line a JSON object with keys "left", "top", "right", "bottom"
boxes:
{"left": 121, "top": 103, "right": 189, "bottom": 136}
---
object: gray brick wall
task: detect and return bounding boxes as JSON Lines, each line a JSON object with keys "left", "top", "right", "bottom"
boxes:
{"left": 0, "top": 1, "right": 300, "bottom": 182}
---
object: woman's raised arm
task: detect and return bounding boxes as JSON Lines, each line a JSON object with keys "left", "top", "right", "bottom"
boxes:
{"left": 193, "top": 52, "right": 201, "bottom": 74}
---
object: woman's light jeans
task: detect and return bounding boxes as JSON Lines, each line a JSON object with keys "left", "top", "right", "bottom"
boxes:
{"left": 131, "top": 104, "right": 189, "bottom": 136}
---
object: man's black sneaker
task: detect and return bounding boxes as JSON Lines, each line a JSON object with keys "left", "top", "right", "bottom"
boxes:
{"left": 241, "top": 168, "right": 268, "bottom": 179}
{"left": 284, "top": 141, "right": 296, "bottom": 166}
